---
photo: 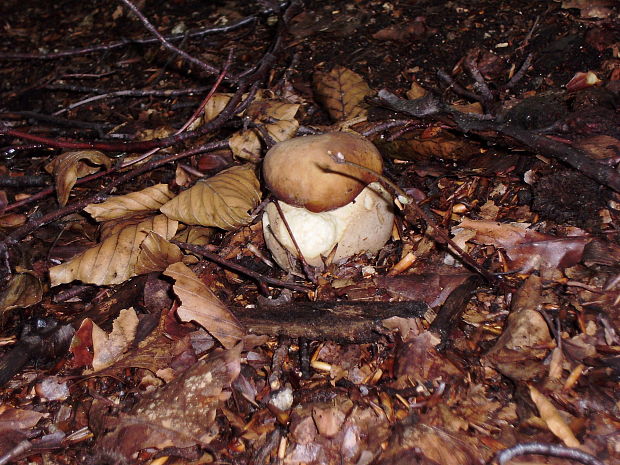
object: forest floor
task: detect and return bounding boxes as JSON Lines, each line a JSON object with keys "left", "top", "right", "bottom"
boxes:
{"left": 0, "top": 0, "right": 618, "bottom": 464}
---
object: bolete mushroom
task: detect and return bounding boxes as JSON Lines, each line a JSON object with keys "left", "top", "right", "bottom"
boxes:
{"left": 262, "top": 132, "right": 394, "bottom": 271}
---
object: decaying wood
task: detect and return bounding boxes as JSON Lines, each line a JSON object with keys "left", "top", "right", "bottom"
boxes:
{"left": 234, "top": 300, "right": 428, "bottom": 343}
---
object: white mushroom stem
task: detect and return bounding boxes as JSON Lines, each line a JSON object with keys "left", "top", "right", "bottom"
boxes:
{"left": 262, "top": 182, "right": 394, "bottom": 271}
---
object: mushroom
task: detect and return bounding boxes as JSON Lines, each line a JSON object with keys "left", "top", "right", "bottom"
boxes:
{"left": 262, "top": 132, "right": 394, "bottom": 271}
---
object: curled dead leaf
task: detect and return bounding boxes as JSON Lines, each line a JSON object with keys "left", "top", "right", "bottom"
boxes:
{"left": 0, "top": 271, "right": 43, "bottom": 312}
{"left": 160, "top": 164, "right": 261, "bottom": 230}
{"left": 45, "top": 150, "right": 112, "bottom": 206}
{"left": 529, "top": 384, "right": 581, "bottom": 448}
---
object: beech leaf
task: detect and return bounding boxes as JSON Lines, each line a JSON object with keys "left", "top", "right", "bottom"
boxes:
{"left": 160, "top": 164, "right": 261, "bottom": 230}
{"left": 50, "top": 215, "right": 178, "bottom": 286}
{"left": 97, "top": 345, "right": 242, "bottom": 458}
{"left": 313, "top": 65, "right": 373, "bottom": 121}
{"left": 85, "top": 184, "right": 175, "bottom": 221}
{"left": 454, "top": 218, "right": 590, "bottom": 273}
{"left": 164, "top": 262, "right": 245, "bottom": 348}
{"left": 90, "top": 308, "right": 139, "bottom": 372}
{"left": 45, "top": 150, "right": 112, "bottom": 206}
{"left": 134, "top": 231, "right": 184, "bottom": 275}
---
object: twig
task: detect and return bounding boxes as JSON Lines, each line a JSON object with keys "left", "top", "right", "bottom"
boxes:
{"left": 171, "top": 240, "right": 312, "bottom": 292}
{"left": 492, "top": 442, "right": 604, "bottom": 465}
{"left": 118, "top": 0, "right": 224, "bottom": 78}
{"left": 375, "top": 89, "right": 620, "bottom": 193}
{"left": 464, "top": 51, "right": 494, "bottom": 106}
{"left": 0, "top": 16, "right": 256, "bottom": 61}
{"left": 49, "top": 86, "right": 213, "bottom": 116}
{"left": 504, "top": 52, "right": 534, "bottom": 90}
{"left": 272, "top": 200, "right": 316, "bottom": 282}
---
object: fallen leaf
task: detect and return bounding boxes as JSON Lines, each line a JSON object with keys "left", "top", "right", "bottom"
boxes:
{"left": 45, "top": 150, "right": 112, "bottom": 206}
{"left": 160, "top": 164, "right": 261, "bottom": 230}
{"left": 49, "top": 214, "right": 178, "bottom": 286}
{"left": 164, "top": 262, "right": 245, "bottom": 348}
{"left": 91, "top": 308, "right": 139, "bottom": 372}
{"left": 95, "top": 345, "right": 242, "bottom": 459}
{"left": 0, "top": 271, "right": 43, "bottom": 313}
{"left": 454, "top": 218, "right": 590, "bottom": 273}
{"left": 484, "top": 275, "right": 552, "bottom": 381}
{"left": 134, "top": 231, "right": 184, "bottom": 275}
{"left": 313, "top": 65, "right": 373, "bottom": 121}
{"left": 85, "top": 184, "right": 175, "bottom": 221}
{"left": 529, "top": 384, "right": 581, "bottom": 448}
{"left": 0, "top": 405, "right": 46, "bottom": 431}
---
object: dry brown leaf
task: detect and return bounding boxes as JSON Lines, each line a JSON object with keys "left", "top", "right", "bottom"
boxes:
{"left": 96, "top": 345, "right": 242, "bottom": 459}
{"left": 313, "top": 65, "right": 373, "bottom": 121}
{"left": 0, "top": 405, "right": 47, "bottom": 432}
{"left": 0, "top": 271, "right": 43, "bottom": 312}
{"left": 85, "top": 184, "right": 175, "bottom": 221}
{"left": 134, "top": 231, "right": 184, "bottom": 275}
{"left": 164, "top": 262, "right": 245, "bottom": 348}
{"left": 229, "top": 99, "right": 300, "bottom": 160}
{"left": 173, "top": 225, "right": 215, "bottom": 247}
{"left": 454, "top": 218, "right": 590, "bottom": 273}
{"left": 484, "top": 275, "right": 552, "bottom": 381}
{"left": 160, "top": 164, "right": 261, "bottom": 230}
{"left": 228, "top": 129, "right": 262, "bottom": 160}
{"left": 50, "top": 215, "right": 178, "bottom": 286}
{"left": 91, "top": 308, "right": 139, "bottom": 372}
{"left": 187, "top": 93, "right": 235, "bottom": 131}
{"left": 529, "top": 384, "right": 581, "bottom": 448}
{"left": 45, "top": 150, "right": 112, "bottom": 206}
{"left": 406, "top": 81, "right": 428, "bottom": 100}
{"left": 403, "top": 129, "right": 481, "bottom": 161}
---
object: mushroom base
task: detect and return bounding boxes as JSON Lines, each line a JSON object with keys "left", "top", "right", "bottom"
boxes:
{"left": 262, "top": 182, "right": 394, "bottom": 272}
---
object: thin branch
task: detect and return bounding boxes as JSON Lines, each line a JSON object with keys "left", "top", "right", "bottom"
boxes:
{"left": 0, "top": 16, "right": 255, "bottom": 61}
{"left": 492, "top": 442, "right": 604, "bottom": 465}
{"left": 172, "top": 241, "right": 312, "bottom": 292}
{"left": 118, "top": 0, "right": 223, "bottom": 78}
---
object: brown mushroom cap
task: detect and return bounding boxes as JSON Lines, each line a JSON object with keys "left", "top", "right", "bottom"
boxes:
{"left": 262, "top": 132, "right": 383, "bottom": 213}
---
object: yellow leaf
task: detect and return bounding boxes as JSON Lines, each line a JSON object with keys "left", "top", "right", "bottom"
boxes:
{"left": 529, "top": 384, "right": 580, "bottom": 448}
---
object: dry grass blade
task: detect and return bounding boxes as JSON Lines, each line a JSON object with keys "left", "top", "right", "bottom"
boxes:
{"left": 164, "top": 262, "right": 245, "bottom": 348}
{"left": 313, "top": 65, "right": 373, "bottom": 121}
{"left": 160, "top": 164, "right": 261, "bottom": 230}
{"left": 49, "top": 215, "right": 178, "bottom": 286}
{"left": 85, "top": 184, "right": 175, "bottom": 221}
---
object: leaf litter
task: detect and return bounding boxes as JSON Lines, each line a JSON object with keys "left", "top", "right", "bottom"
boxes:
{"left": 0, "top": 0, "right": 618, "bottom": 464}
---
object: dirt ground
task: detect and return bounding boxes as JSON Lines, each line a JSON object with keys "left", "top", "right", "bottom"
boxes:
{"left": 0, "top": 0, "right": 618, "bottom": 464}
